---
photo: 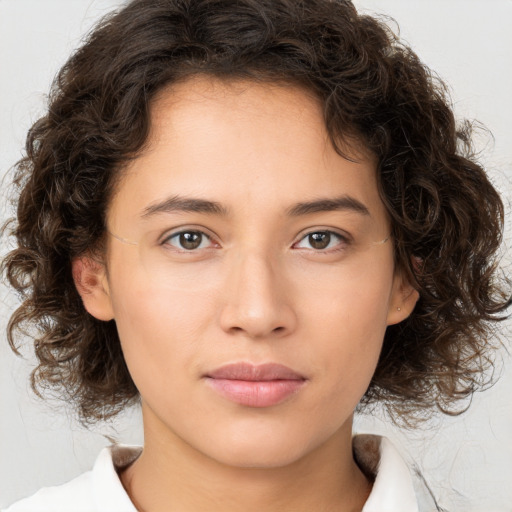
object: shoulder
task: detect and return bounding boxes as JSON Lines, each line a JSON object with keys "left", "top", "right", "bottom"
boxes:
{"left": 2, "top": 446, "right": 141, "bottom": 512}
{"left": 2, "top": 471, "right": 94, "bottom": 512}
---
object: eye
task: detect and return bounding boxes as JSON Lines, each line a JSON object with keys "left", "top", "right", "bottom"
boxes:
{"left": 293, "top": 230, "right": 348, "bottom": 251}
{"left": 163, "top": 230, "right": 215, "bottom": 251}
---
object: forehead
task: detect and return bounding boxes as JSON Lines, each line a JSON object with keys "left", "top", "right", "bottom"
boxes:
{"left": 148, "top": 75, "right": 373, "bottom": 161}
{"left": 108, "top": 76, "right": 385, "bottom": 229}
{"left": 152, "top": 76, "right": 322, "bottom": 123}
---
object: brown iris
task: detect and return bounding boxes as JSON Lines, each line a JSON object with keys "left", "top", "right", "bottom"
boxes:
{"left": 308, "top": 232, "right": 331, "bottom": 250}
{"left": 179, "top": 231, "right": 203, "bottom": 250}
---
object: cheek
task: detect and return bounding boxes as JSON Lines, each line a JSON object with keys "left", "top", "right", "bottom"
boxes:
{"left": 303, "top": 307, "right": 385, "bottom": 434}
{"left": 313, "top": 299, "right": 386, "bottom": 388}
{"left": 113, "top": 286, "right": 212, "bottom": 357}
{"left": 299, "top": 259, "right": 394, "bottom": 394}
{"left": 110, "top": 284, "right": 214, "bottom": 418}
{"left": 299, "top": 254, "right": 395, "bottom": 337}
{"left": 106, "top": 256, "right": 219, "bottom": 386}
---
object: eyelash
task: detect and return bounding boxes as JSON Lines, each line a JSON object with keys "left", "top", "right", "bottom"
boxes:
{"left": 292, "top": 230, "right": 350, "bottom": 253}
{"left": 161, "top": 228, "right": 350, "bottom": 254}
{"left": 163, "top": 230, "right": 218, "bottom": 252}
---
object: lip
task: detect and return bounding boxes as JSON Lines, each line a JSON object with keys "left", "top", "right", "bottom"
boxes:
{"left": 205, "top": 363, "right": 307, "bottom": 408}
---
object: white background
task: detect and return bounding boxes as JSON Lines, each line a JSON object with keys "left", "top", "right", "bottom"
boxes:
{"left": 1, "top": 1, "right": 511, "bottom": 510}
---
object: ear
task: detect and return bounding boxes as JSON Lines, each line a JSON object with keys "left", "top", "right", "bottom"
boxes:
{"left": 72, "top": 256, "right": 114, "bottom": 321}
{"left": 386, "top": 271, "right": 419, "bottom": 326}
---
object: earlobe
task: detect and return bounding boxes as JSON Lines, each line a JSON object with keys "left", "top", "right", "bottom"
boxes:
{"left": 72, "top": 257, "right": 114, "bottom": 321}
{"left": 386, "top": 274, "right": 420, "bottom": 326}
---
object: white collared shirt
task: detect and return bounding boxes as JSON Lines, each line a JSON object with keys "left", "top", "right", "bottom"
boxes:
{"left": 3, "top": 436, "right": 436, "bottom": 511}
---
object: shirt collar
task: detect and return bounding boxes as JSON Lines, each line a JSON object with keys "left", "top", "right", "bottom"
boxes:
{"left": 94, "top": 436, "right": 422, "bottom": 512}
{"left": 92, "top": 445, "right": 140, "bottom": 512}
{"left": 355, "top": 434, "right": 419, "bottom": 512}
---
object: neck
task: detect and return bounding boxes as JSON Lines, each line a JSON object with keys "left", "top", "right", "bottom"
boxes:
{"left": 120, "top": 410, "right": 371, "bottom": 512}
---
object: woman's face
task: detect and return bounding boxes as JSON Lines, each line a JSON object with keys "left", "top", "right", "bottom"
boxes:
{"left": 78, "top": 77, "right": 416, "bottom": 468}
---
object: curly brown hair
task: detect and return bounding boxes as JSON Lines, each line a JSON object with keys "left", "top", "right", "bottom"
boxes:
{"left": 2, "top": 0, "right": 510, "bottom": 424}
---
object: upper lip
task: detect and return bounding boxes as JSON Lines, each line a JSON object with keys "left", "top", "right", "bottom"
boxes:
{"left": 206, "top": 363, "right": 305, "bottom": 381}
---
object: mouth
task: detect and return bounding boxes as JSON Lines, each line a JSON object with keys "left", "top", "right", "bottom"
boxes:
{"left": 204, "top": 362, "right": 307, "bottom": 408}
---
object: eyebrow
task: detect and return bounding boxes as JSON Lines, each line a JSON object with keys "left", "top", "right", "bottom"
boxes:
{"left": 141, "top": 194, "right": 370, "bottom": 219}
{"left": 141, "top": 195, "right": 229, "bottom": 218}
{"left": 286, "top": 195, "right": 370, "bottom": 217}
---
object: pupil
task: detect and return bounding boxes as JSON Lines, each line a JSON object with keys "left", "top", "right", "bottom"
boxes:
{"left": 309, "top": 232, "right": 330, "bottom": 249}
{"left": 180, "top": 232, "right": 202, "bottom": 250}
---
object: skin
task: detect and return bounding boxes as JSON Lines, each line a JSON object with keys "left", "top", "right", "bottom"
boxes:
{"left": 74, "top": 77, "right": 418, "bottom": 512}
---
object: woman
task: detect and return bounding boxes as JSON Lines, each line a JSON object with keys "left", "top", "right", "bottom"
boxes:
{"left": 2, "top": 0, "right": 510, "bottom": 510}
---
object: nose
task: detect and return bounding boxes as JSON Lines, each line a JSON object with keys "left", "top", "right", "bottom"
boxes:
{"left": 219, "top": 251, "right": 297, "bottom": 339}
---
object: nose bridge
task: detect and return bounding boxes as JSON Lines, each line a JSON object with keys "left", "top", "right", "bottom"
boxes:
{"left": 220, "top": 246, "right": 295, "bottom": 338}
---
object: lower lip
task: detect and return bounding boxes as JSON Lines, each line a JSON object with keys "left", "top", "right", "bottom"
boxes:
{"left": 205, "top": 378, "right": 305, "bottom": 407}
